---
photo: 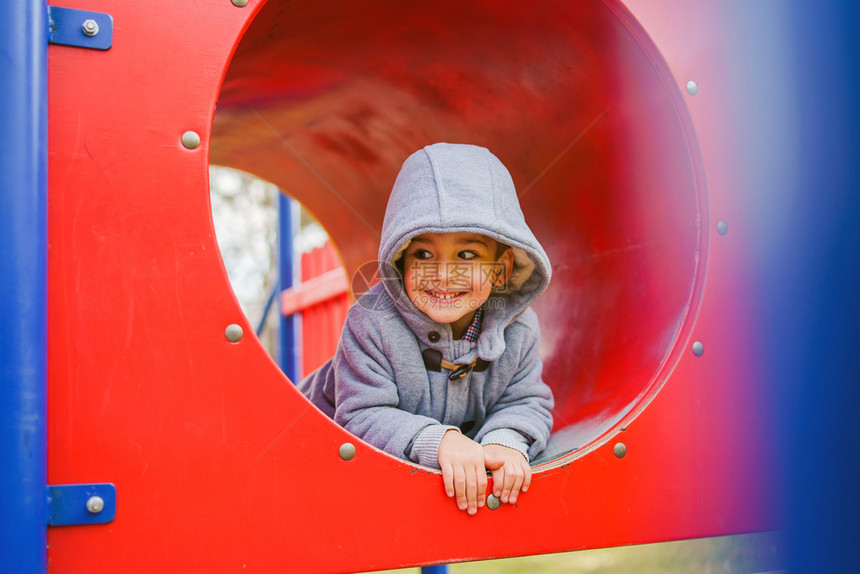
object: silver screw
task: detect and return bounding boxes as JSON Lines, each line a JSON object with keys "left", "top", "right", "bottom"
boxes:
{"left": 486, "top": 493, "right": 502, "bottom": 510}
{"left": 613, "top": 442, "right": 627, "bottom": 459}
{"left": 82, "top": 19, "right": 99, "bottom": 37}
{"left": 225, "top": 324, "right": 244, "bottom": 343}
{"left": 86, "top": 496, "right": 105, "bottom": 514}
{"left": 181, "top": 131, "right": 201, "bottom": 150}
{"left": 686, "top": 80, "right": 699, "bottom": 96}
{"left": 231, "top": 0, "right": 249, "bottom": 6}
{"left": 692, "top": 341, "right": 705, "bottom": 357}
{"left": 339, "top": 442, "right": 356, "bottom": 461}
{"left": 717, "top": 220, "right": 729, "bottom": 236}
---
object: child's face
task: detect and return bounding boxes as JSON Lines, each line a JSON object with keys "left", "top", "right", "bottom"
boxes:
{"left": 402, "top": 232, "right": 513, "bottom": 335}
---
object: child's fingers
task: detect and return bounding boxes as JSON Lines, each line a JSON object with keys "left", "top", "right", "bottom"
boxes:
{"left": 508, "top": 465, "right": 526, "bottom": 504}
{"left": 441, "top": 462, "right": 455, "bottom": 498}
{"left": 484, "top": 455, "right": 505, "bottom": 470}
{"left": 500, "top": 464, "right": 517, "bottom": 503}
{"left": 485, "top": 454, "right": 505, "bottom": 498}
{"left": 521, "top": 461, "right": 533, "bottom": 492}
{"left": 508, "top": 459, "right": 533, "bottom": 503}
{"left": 454, "top": 466, "right": 468, "bottom": 511}
{"left": 476, "top": 467, "right": 487, "bottom": 509}
{"left": 465, "top": 466, "right": 479, "bottom": 515}
{"left": 491, "top": 466, "right": 504, "bottom": 498}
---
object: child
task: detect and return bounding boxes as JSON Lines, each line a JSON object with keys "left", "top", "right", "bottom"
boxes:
{"left": 298, "top": 142, "right": 553, "bottom": 515}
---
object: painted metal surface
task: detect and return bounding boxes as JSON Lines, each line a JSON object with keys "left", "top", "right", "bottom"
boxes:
{"left": 47, "top": 483, "right": 117, "bottom": 527}
{"left": 278, "top": 193, "right": 301, "bottom": 382}
{"left": 47, "top": 6, "right": 114, "bottom": 51}
{"left": 0, "top": 0, "right": 48, "bottom": 571}
{"left": 41, "top": 0, "right": 800, "bottom": 571}
{"left": 280, "top": 266, "right": 348, "bottom": 318}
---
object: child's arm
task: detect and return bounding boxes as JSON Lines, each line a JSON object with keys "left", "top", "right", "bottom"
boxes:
{"left": 476, "top": 319, "right": 554, "bottom": 504}
{"left": 332, "top": 307, "right": 458, "bottom": 466}
{"left": 475, "top": 321, "right": 553, "bottom": 461}
{"left": 437, "top": 429, "right": 487, "bottom": 515}
{"left": 334, "top": 306, "right": 500, "bottom": 514}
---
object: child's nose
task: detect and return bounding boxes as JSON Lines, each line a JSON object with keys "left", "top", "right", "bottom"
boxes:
{"left": 440, "top": 262, "right": 471, "bottom": 289}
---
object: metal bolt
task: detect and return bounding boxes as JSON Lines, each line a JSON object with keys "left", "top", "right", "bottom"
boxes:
{"left": 717, "top": 220, "right": 729, "bottom": 236}
{"left": 692, "top": 341, "right": 705, "bottom": 357}
{"left": 82, "top": 19, "right": 99, "bottom": 37}
{"left": 231, "top": 0, "right": 249, "bottom": 6}
{"left": 486, "top": 493, "right": 501, "bottom": 510}
{"left": 181, "top": 131, "right": 201, "bottom": 150}
{"left": 86, "top": 496, "right": 105, "bottom": 514}
{"left": 613, "top": 442, "right": 627, "bottom": 459}
{"left": 686, "top": 80, "right": 699, "bottom": 96}
{"left": 339, "top": 442, "right": 356, "bottom": 461}
{"left": 225, "top": 324, "right": 244, "bottom": 343}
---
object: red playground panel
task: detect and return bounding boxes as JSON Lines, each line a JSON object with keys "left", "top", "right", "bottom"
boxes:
{"left": 291, "top": 243, "right": 349, "bottom": 378}
{"left": 47, "top": 0, "right": 778, "bottom": 571}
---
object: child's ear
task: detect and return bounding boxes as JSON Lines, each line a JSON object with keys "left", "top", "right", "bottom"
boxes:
{"left": 493, "top": 248, "right": 515, "bottom": 287}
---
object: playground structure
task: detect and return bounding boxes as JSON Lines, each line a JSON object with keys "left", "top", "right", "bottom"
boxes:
{"left": 6, "top": 0, "right": 833, "bottom": 571}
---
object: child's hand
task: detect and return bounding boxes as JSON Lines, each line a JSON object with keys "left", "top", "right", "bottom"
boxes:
{"left": 438, "top": 430, "right": 487, "bottom": 515}
{"left": 482, "top": 444, "right": 532, "bottom": 505}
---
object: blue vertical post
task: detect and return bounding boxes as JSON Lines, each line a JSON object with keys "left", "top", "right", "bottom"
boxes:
{"left": 0, "top": 0, "right": 49, "bottom": 572}
{"left": 768, "top": 2, "right": 860, "bottom": 572}
{"left": 278, "top": 193, "right": 301, "bottom": 383}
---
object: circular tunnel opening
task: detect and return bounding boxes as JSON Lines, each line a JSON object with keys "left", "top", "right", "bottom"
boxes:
{"left": 209, "top": 165, "right": 281, "bottom": 353}
{"left": 210, "top": 0, "right": 706, "bottom": 466}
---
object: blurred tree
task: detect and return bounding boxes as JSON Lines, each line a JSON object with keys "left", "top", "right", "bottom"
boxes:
{"left": 208, "top": 165, "right": 330, "bottom": 362}
{"left": 209, "top": 165, "right": 280, "bottom": 355}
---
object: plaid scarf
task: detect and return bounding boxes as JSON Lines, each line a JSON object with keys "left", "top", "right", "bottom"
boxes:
{"left": 462, "top": 307, "right": 484, "bottom": 343}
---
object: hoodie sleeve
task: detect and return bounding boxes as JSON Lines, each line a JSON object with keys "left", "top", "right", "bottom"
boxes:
{"left": 475, "top": 321, "right": 554, "bottom": 461}
{"left": 333, "top": 306, "right": 457, "bottom": 467}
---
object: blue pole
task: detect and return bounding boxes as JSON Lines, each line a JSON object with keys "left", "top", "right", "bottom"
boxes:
{"left": 768, "top": 2, "right": 860, "bottom": 572}
{"left": 0, "top": 0, "right": 49, "bottom": 572}
{"left": 278, "top": 193, "right": 301, "bottom": 383}
{"left": 255, "top": 280, "right": 280, "bottom": 337}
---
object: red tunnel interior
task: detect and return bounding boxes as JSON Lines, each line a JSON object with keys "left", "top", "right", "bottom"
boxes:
{"left": 210, "top": 0, "right": 705, "bottom": 463}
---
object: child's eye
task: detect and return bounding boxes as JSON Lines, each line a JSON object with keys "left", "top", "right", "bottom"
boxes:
{"left": 412, "top": 249, "right": 433, "bottom": 260}
{"left": 458, "top": 250, "right": 478, "bottom": 260}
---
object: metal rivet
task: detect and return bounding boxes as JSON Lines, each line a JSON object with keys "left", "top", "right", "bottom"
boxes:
{"left": 613, "top": 442, "right": 627, "bottom": 458}
{"left": 231, "top": 0, "right": 249, "bottom": 6}
{"left": 86, "top": 496, "right": 105, "bottom": 514}
{"left": 692, "top": 341, "right": 704, "bottom": 356}
{"left": 81, "top": 19, "right": 99, "bottom": 37}
{"left": 181, "top": 131, "right": 201, "bottom": 150}
{"left": 717, "top": 220, "right": 729, "bottom": 235}
{"left": 686, "top": 80, "right": 699, "bottom": 96}
{"left": 339, "top": 442, "right": 356, "bottom": 461}
{"left": 225, "top": 324, "right": 244, "bottom": 343}
{"left": 486, "top": 493, "right": 501, "bottom": 510}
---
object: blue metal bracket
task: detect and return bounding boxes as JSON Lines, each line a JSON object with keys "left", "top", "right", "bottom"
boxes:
{"left": 47, "top": 6, "right": 113, "bottom": 50}
{"left": 46, "top": 483, "right": 116, "bottom": 527}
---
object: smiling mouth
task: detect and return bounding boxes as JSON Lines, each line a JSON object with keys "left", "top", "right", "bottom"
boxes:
{"left": 425, "top": 290, "right": 466, "bottom": 302}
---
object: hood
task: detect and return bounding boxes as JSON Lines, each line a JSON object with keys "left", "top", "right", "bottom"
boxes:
{"left": 378, "top": 142, "right": 552, "bottom": 361}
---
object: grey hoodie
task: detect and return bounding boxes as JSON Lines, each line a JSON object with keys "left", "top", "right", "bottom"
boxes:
{"left": 298, "top": 143, "right": 554, "bottom": 468}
